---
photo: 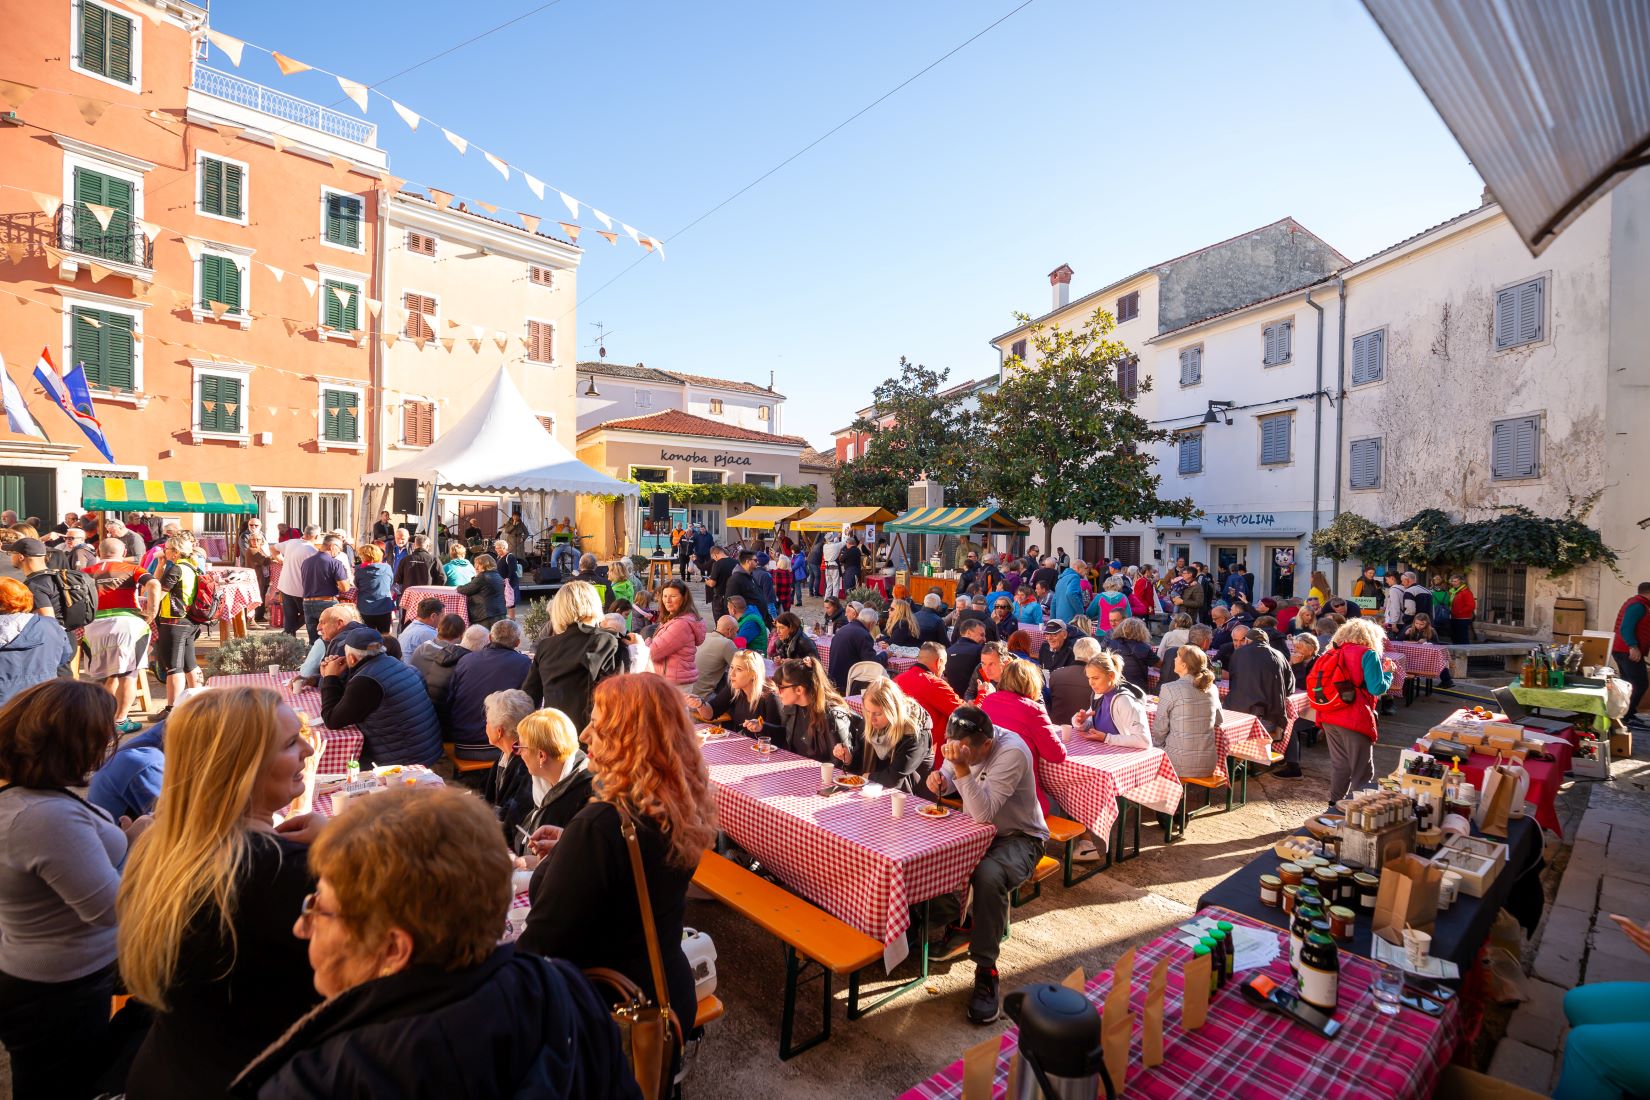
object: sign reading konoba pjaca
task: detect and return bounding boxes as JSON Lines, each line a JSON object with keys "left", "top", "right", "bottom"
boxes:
{"left": 659, "top": 449, "right": 752, "bottom": 467}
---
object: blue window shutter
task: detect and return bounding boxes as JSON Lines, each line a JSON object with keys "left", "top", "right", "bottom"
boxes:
{"left": 1180, "top": 347, "right": 1200, "bottom": 385}
{"left": 1513, "top": 417, "right": 1538, "bottom": 477}
{"left": 1261, "top": 417, "right": 1290, "bottom": 465}
{"left": 1179, "top": 433, "right": 1202, "bottom": 474}
{"left": 1494, "top": 287, "right": 1518, "bottom": 349}
{"left": 1491, "top": 420, "right": 1513, "bottom": 477}
{"left": 1352, "top": 331, "right": 1384, "bottom": 384}
{"left": 1518, "top": 279, "right": 1543, "bottom": 343}
{"left": 1278, "top": 321, "right": 1291, "bottom": 362}
{"left": 1350, "top": 438, "right": 1381, "bottom": 488}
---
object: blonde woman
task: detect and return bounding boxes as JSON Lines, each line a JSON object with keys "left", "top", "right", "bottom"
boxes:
{"left": 516, "top": 707, "right": 594, "bottom": 846}
{"left": 523, "top": 580, "right": 628, "bottom": 730}
{"left": 1072, "top": 650, "right": 1152, "bottom": 750}
{"left": 1317, "top": 617, "right": 1396, "bottom": 802}
{"left": 832, "top": 676, "right": 932, "bottom": 792}
{"left": 442, "top": 542, "right": 474, "bottom": 586}
{"left": 884, "top": 598, "right": 920, "bottom": 648}
{"left": 688, "top": 648, "right": 781, "bottom": 737}
{"left": 117, "top": 687, "right": 323, "bottom": 1098}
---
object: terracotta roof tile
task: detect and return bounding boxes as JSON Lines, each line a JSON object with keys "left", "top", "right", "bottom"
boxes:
{"left": 799, "top": 447, "right": 837, "bottom": 468}
{"left": 579, "top": 410, "right": 808, "bottom": 447}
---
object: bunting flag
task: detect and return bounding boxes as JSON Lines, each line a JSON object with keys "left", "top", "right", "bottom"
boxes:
{"left": 364, "top": 297, "right": 382, "bottom": 319}
{"left": 518, "top": 212, "right": 540, "bottom": 233}
{"left": 34, "top": 192, "right": 61, "bottom": 218}
{"left": 640, "top": 237, "right": 655, "bottom": 253}
{"left": 483, "top": 151, "right": 509, "bottom": 181}
{"left": 209, "top": 300, "right": 230, "bottom": 319}
{"left": 493, "top": 335, "right": 509, "bottom": 352}
{"left": 558, "top": 192, "right": 579, "bottom": 219}
{"left": 597, "top": 230, "right": 618, "bottom": 244}
{"left": 440, "top": 337, "right": 455, "bottom": 352}
{"left": 224, "top": 402, "right": 238, "bottom": 416}
{"left": 202, "top": 399, "right": 215, "bottom": 413}
{"left": 271, "top": 52, "right": 312, "bottom": 76}
{"left": 299, "top": 277, "right": 317, "bottom": 297}
{"left": 0, "top": 79, "right": 37, "bottom": 109}
{"left": 84, "top": 203, "right": 116, "bottom": 230}
{"left": 382, "top": 333, "right": 398, "bottom": 349}
{"left": 205, "top": 28, "right": 245, "bottom": 66}
{"left": 414, "top": 336, "right": 428, "bottom": 351}
{"left": 42, "top": 245, "right": 64, "bottom": 269}
{"left": 181, "top": 236, "right": 204, "bottom": 261}
{"left": 35, "top": 347, "right": 115, "bottom": 462}
{"left": 428, "top": 188, "right": 453, "bottom": 210}
{"left": 475, "top": 200, "right": 498, "bottom": 214}
{"left": 442, "top": 129, "right": 468, "bottom": 155}
{"left": 523, "top": 173, "right": 545, "bottom": 201}
{"left": 467, "top": 338, "right": 482, "bottom": 353}
{"left": 87, "top": 263, "right": 113, "bottom": 283}
{"left": 81, "top": 316, "right": 103, "bottom": 329}
{"left": 558, "top": 221, "right": 580, "bottom": 241}
{"left": 0, "top": 353, "right": 48, "bottom": 441}
{"left": 264, "top": 263, "right": 284, "bottom": 282}
{"left": 271, "top": 135, "right": 292, "bottom": 153}
{"left": 591, "top": 208, "right": 614, "bottom": 230}
{"left": 3, "top": 242, "right": 24, "bottom": 264}
{"left": 620, "top": 222, "right": 642, "bottom": 245}
{"left": 140, "top": 220, "right": 162, "bottom": 241}
{"left": 390, "top": 100, "right": 420, "bottom": 130}
{"left": 336, "top": 76, "right": 369, "bottom": 112}
{"left": 445, "top": 318, "right": 461, "bottom": 329}
{"left": 212, "top": 123, "right": 244, "bottom": 142}
{"left": 330, "top": 286, "right": 350, "bottom": 309}
{"left": 75, "top": 96, "right": 110, "bottom": 124}
{"left": 169, "top": 288, "right": 191, "bottom": 309}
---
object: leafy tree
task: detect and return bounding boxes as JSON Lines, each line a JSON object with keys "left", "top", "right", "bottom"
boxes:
{"left": 829, "top": 357, "right": 979, "bottom": 513}
{"left": 974, "top": 309, "right": 1196, "bottom": 547}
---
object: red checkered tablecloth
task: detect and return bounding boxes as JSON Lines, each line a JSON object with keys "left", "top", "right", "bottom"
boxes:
{"left": 701, "top": 734, "right": 995, "bottom": 969}
{"left": 208, "top": 673, "right": 364, "bottom": 773}
{"left": 1388, "top": 640, "right": 1448, "bottom": 678}
{"left": 399, "top": 584, "right": 467, "bottom": 625}
{"left": 1017, "top": 623, "right": 1044, "bottom": 651}
{"left": 1040, "top": 741, "right": 1183, "bottom": 842}
{"left": 900, "top": 905, "right": 1461, "bottom": 1100}
{"left": 814, "top": 632, "right": 918, "bottom": 676}
{"left": 206, "top": 567, "right": 263, "bottom": 622}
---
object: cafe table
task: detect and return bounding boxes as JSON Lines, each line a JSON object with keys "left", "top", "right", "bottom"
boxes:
{"left": 699, "top": 730, "right": 995, "bottom": 972}
{"left": 1386, "top": 640, "right": 1449, "bottom": 679}
{"left": 1507, "top": 680, "right": 1613, "bottom": 735}
{"left": 208, "top": 673, "right": 363, "bottom": 773}
{"left": 900, "top": 905, "right": 1461, "bottom": 1100}
{"left": 1038, "top": 739, "right": 1183, "bottom": 854}
{"left": 1197, "top": 815, "right": 1542, "bottom": 974}
{"left": 813, "top": 631, "right": 918, "bottom": 675}
{"left": 1424, "top": 708, "right": 1575, "bottom": 836}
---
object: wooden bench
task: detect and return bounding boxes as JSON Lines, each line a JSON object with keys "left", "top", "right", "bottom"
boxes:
{"left": 1169, "top": 772, "right": 1231, "bottom": 839}
{"left": 442, "top": 742, "right": 495, "bottom": 784}
{"left": 1010, "top": 855, "right": 1061, "bottom": 907}
{"left": 691, "top": 850, "right": 883, "bottom": 1059}
{"left": 695, "top": 994, "right": 724, "bottom": 1028}
{"left": 1045, "top": 814, "right": 1106, "bottom": 887}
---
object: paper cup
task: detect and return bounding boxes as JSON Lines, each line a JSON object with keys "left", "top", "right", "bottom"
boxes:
{"left": 267, "top": 664, "right": 280, "bottom": 676}
{"left": 1402, "top": 928, "right": 1432, "bottom": 969}
{"left": 329, "top": 790, "right": 350, "bottom": 815}
{"left": 890, "top": 790, "right": 906, "bottom": 818}
{"left": 1439, "top": 872, "right": 1461, "bottom": 909}
{"left": 511, "top": 867, "right": 534, "bottom": 894}
{"left": 820, "top": 761, "right": 834, "bottom": 787}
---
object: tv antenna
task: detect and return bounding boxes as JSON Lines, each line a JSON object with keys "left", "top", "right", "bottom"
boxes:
{"left": 590, "top": 322, "right": 616, "bottom": 360}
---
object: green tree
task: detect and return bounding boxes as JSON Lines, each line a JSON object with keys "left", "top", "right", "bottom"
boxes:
{"left": 975, "top": 309, "right": 1196, "bottom": 547}
{"left": 829, "top": 357, "right": 978, "bottom": 513}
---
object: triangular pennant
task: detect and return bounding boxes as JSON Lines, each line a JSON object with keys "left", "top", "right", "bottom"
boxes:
{"left": 364, "top": 297, "right": 382, "bottom": 319}
{"left": 263, "top": 263, "right": 284, "bottom": 283}
{"left": 3, "top": 242, "right": 25, "bottom": 264}
{"left": 446, "top": 318, "right": 462, "bottom": 329}
{"left": 442, "top": 129, "right": 468, "bottom": 155}
{"left": 522, "top": 173, "right": 545, "bottom": 201}
{"left": 271, "top": 135, "right": 293, "bottom": 153}
{"left": 224, "top": 402, "right": 237, "bottom": 415}
{"left": 621, "top": 222, "right": 642, "bottom": 245}
{"left": 129, "top": 278, "right": 149, "bottom": 298}
{"left": 327, "top": 154, "right": 351, "bottom": 174}
{"left": 597, "top": 230, "right": 618, "bottom": 244}
{"left": 518, "top": 212, "right": 541, "bottom": 233}
{"left": 34, "top": 192, "right": 61, "bottom": 218}
{"left": 205, "top": 28, "right": 245, "bottom": 66}
{"left": 282, "top": 318, "right": 301, "bottom": 337}
{"left": 209, "top": 300, "right": 230, "bottom": 319}
{"left": 640, "top": 237, "right": 656, "bottom": 253}
{"left": 558, "top": 192, "right": 579, "bottom": 220}
{"left": 84, "top": 203, "right": 116, "bottom": 230}
{"left": 476, "top": 200, "right": 498, "bottom": 214}
{"left": 351, "top": 329, "right": 366, "bottom": 347}
{"left": 181, "top": 237, "right": 203, "bottom": 261}
{"left": 330, "top": 286, "right": 350, "bottom": 309}
{"left": 203, "top": 400, "right": 216, "bottom": 413}
{"left": 390, "top": 99, "right": 419, "bottom": 131}
{"left": 300, "top": 277, "right": 318, "bottom": 297}
{"left": 440, "top": 337, "right": 455, "bottom": 352}
{"left": 471, "top": 324, "right": 486, "bottom": 339}
{"left": 75, "top": 96, "right": 110, "bottom": 125}
{"left": 139, "top": 219, "right": 162, "bottom": 241}
{"left": 327, "top": 405, "right": 338, "bottom": 417}
{"left": 0, "top": 79, "right": 38, "bottom": 110}
{"left": 212, "top": 123, "right": 244, "bottom": 143}
{"left": 87, "top": 262, "right": 112, "bottom": 283}
{"left": 335, "top": 76, "right": 369, "bottom": 112}
{"left": 82, "top": 315, "right": 104, "bottom": 328}
{"left": 591, "top": 208, "right": 613, "bottom": 230}
{"left": 271, "top": 52, "right": 312, "bottom": 76}
{"left": 376, "top": 170, "right": 406, "bottom": 192}
{"left": 169, "top": 288, "right": 192, "bottom": 309}
{"left": 482, "top": 151, "right": 509, "bottom": 181}
{"left": 428, "top": 188, "right": 453, "bottom": 210}
{"left": 558, "top": 221, "right": 581, "bottom": 241}
{"left": 465, "top": 337, "right": 480, "bottom": 352}
{"left": 414, "top": 336, "right": 428, "bottom": 351}
{"left": 382, "top": 332, "right": 398, "bottom": 349}
{"left": 266, "top": 406, "right": 278, "bottom": 415}
{"left": 493, "top": 335, "right": 509, "bottom": 352}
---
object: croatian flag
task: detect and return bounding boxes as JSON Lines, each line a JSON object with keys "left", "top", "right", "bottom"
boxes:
{"left": 0, "top": 353, "right": 47, "bottom": 440}
{"left": 34, "top": 347, "right": 115, "bottom": 462}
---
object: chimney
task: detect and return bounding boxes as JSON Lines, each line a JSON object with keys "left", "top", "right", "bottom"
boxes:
{"left": 1049, "top": 264, "right": 1074, "bottom": 310}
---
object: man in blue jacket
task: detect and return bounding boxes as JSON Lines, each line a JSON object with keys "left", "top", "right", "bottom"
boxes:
{"left": 320, "top": 625, "right": 443, "bottom": 766}
{"left": 444, "top": 619, "right": 533, "bottom": 759}
{"left": 1051, "top": 559, "right": 1089, "bottom": 622}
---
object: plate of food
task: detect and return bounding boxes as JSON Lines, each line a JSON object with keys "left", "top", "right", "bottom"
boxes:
{"left": 698, "top": 725, "right": 726, "bottom": 738}
{"left": 916, "top": 803, "right": 950, "bottom": 820}
{"left": 834, "top": 773, "right": 867, "bottom": 790}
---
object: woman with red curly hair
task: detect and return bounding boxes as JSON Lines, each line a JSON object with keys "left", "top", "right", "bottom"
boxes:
{"left": 516, "top": 673, "right": 715, "bottom": 1032}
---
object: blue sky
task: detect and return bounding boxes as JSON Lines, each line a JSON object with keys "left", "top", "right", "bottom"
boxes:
{"left": 214, "top": 0, "right": 1482, "bottom": 447}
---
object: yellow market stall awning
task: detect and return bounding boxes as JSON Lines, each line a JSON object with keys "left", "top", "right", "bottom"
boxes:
{"left": 725, "top": 505, "right": 811, "bottom": 530}
{"left": 791, "top": 506, "right": 897, "bottom": 532}
{"left": 886, "top": 505, "right": 1028, "bottom": 535}
{"left": 82, "top": 477, "right": 258, "bottom": 515}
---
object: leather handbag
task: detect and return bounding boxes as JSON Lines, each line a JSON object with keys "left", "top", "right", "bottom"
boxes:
{"left": 582, "top": 812, "right": 683, "bottom": 1100}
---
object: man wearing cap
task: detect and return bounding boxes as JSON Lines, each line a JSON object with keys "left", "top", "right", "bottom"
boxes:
{"left": 320, "top": 624, "right": 443, "bottom": 766}
{"left": 8, "top": 538, "right": 63, "bottom": 623}
{"left": 1038, "top": 619, "right": 1076, "bottom": 673}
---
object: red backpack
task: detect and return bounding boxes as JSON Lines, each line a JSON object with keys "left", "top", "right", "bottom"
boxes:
{"left": 1305, "top": 644, "right": 1366, "bottom": 713}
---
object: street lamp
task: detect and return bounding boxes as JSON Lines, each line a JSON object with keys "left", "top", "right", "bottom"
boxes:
{"left": 1203, "top": 400, "right": 1235, "bottom": 425}
{"left": 583, "top": 374, "right": 600, "bottom": 398}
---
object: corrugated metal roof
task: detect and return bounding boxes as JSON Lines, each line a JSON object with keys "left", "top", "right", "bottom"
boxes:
{"left": 1363, "top": 0, "right": 1650, "bottom": 255}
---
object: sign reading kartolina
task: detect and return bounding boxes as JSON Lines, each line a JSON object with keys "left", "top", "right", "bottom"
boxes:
{"left": 658, "top": 449, "right": 752, "bottom": 468}
{"left": 1161, "top": 510, "right": 1315, "bottom": 536}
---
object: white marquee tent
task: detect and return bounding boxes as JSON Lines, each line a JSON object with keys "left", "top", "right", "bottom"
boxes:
{"left": 361, "top": 366, "right": 637, "bottom": 551}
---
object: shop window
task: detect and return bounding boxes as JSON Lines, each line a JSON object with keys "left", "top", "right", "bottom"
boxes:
{"left": 1484, "top": 564, "right": 1527, "bottom": 627}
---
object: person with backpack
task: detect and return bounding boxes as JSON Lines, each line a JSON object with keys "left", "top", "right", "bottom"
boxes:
{"left": 155, "top": 535, "right": 209, "bottom": 713}
{"left": 1305, "top": 616, "right": 1396, "bottom": 808}
{"left": 8, "top": 537, "right": 93, "bottom": 679}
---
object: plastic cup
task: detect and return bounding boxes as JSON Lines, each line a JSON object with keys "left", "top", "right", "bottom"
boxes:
{"left": 329, "top": 790, "right": 350, "bottom": 815}
{"left": 267, "top": 663, "right": 280, "bottom": 676}
{"left": 1403, "top": 928, "right": 1432, "bottom": 970}
{"left": 820, "top": 761, "right": 834, "bottom": 787}
{"left": 890, "top": 790, "right": 906, "bottom": 818}
{"left": 757, "top": 736, "right": 772, "bottom": 754}
{"left": 1371, "top": 961, "right": 1402, "bottom": 1015}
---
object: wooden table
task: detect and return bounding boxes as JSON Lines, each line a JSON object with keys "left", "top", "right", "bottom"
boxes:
{"left": 907, "top": 574, "right": 958, "bottom": 607}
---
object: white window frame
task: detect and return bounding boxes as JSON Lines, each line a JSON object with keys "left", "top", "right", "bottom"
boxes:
{"left": 393, "top": 393, "right": 439, "bottom": 450}
{"left": 1492, "top": 273, "right": 1551, "bottom": 354}
{"left": 59, "top": 287, "right": 148, "bottom": 406}
{"left": 690, "top": 469, "right": 726, "bottom": 486}
{"left": 400, "top": 288, "right": 440, "bottom": 341}
{"left": 1178, "top": 344, "right": 1203, "bottom": 387}
{"left": 194, "top": 150, "right": 250, "bottom": 227}
{"left": 743, "top": 472, "right": 780, "bottom": 487}
{"left": 525, "top": 317, "right": 556, "bottom": 365}
{"left": 1348, "top": 436, "right": 1383, "bottom": 491}
{"left": 1258, "top": 412, "right": 1294, "bottom": 468}
{"left": 69, "top": 0, "right": 141, "bottom": 91}
{"left": 188, "top": 358, "right": 252, "bottom": 445}
{"left": 529, "top": 264, "right": 554, "bottom": 287}
{"left": 1350, "top": 326, "right": 1388, "bottom": 388}
{"left": 318, "top": 185, "right": 366, "bottom": 255}
{"left": 316, "top": 379, "right": 367, "bottom": 453}
{"left": 191, "top": 242, "right": 254, "bottom": 328}
{"left": 314, "top": 263, "right": 366, "bottom": 342}
{"left": 59, "top": 144, "right": 154, "bottom": 283}
{"left": 1116, "top": 290, "right": 1140, "bottom": 323}
{"left": 316, "top": 491, "right": 352, "bottom": 534}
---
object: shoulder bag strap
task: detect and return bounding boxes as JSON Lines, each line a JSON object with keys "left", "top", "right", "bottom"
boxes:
{"left": 618, "top": 810, "right": 676, "bottom": 1033}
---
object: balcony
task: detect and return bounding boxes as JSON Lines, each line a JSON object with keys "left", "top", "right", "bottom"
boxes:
{"left": 49, "top": 207, "right": 154, "bottom": 284}
{"left": 191, "top": 65, "right": 379, "bottom": 148}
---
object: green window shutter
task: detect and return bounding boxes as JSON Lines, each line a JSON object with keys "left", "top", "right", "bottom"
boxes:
{"left": 224, "top": 162, "right": 242, "bottom": 218}
{"left": 102, "top": 313, "right": 133, "bottom": 390}
{"left": 341, "top": 285, "right": 358, "bottom": 330}
{"left": 200, "top": 254, "right": 221, "bottom": 307}
{"left": 81, "top": 3, "right": 107, "bottom": 76}
{"left": 200, "top": 374, "right": 220, "bottom": 432}
{"left": 324, "top": 389, "right": 359, "bottom": 442}
{"left": 326, "top": 194, "right": 361, "bottom": 247}
{"left": 106, "top": 9, "right": 133, "bottom": 83}
{"left": 224, "top": 258, "right": 241, "bottom": 312}
{"left": 201, "top": 158, "right": 223, "bottom": 215}
{"left": 72, "top": 307, "right": 104, "bottom": 388}
{"left": 220, "top": 376, "right": 242, "bottom": 433}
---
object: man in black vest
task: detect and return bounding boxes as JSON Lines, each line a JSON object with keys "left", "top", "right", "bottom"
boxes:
{"left": 320, "top": 625, "right": 443, "bottom": 766}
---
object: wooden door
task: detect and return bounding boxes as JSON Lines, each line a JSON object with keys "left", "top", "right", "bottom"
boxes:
{"left": 457, "top": 499, "right": 499, "bottom": 537}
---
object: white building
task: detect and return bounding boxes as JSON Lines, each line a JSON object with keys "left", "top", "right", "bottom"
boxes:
{"left": 575, "top": 361, "right": 785, "bottom": 436}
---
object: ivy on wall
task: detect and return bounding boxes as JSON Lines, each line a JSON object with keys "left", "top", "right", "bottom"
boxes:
{"left": 589, "top": 479, "right": 817, "bottom": 507}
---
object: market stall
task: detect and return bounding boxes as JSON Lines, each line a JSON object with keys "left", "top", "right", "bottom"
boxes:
{"left": 884, "top": 504, "right": 1027, "bottom": 605}
{"left": 791, "top": 506, "right": 898, "bottom": 595}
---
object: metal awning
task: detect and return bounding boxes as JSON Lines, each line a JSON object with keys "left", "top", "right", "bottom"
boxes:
{"left": 724, "top": 505, "right": 811, "bottom": 530}
{"left": 82, "top": 477, "right": 258, "bottom": 514}
{"left": 1363, "top": 0, "right": 1650, "bottom": 255}
{"left": 885, "top": 505, "right": 1028, "bottom": 535}
{"left": 790, "top": 506, "right": 897, "bottom": 532}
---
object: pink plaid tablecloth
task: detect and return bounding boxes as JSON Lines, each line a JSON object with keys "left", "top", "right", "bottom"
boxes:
{"left": 399, "top": 584, "right": 467, "bottom": 625}
{"left": 208, "top": 673, "right": 364, "bottom": 773}
{"left": 1039, "top": 740, "right": 1183, "bottom": 846}
{"left": 206, "top": 567, "right": 263, "bottom": 621}
{"left": 900, "top": 905, "right": 1461, "bottom": 1100}
{"left": 1017, "top": 623, "right": 1045, "bottom": 651}
{"left": 814, "top": 632, "right": 918, "bottom": 675}
{"left": 1388, "top": 640, "right": 1448, "bottom": 678}
{"left": 701, "top": 733, "right": 995, "bottom": 969}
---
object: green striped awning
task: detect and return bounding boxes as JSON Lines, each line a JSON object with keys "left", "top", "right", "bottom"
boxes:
{"left": 81, "top": 477, "right": 258, "bottom": 515}
{"left": 885, "top": 505, "right": 1028, "bottom": 535}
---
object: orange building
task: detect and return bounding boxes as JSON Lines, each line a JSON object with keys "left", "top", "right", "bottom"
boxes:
{"left": 0, "top": 0, "right": 386, "bottom": 537}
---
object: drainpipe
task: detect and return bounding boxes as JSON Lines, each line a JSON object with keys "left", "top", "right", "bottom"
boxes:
{"left": 1306, "top": 285, "right": 1325, "bottom": 582}
{"left": 366, "top": 182, "right": 389, "bottom": 531}
{"left": 1330, "top": 276, "right": 1347, "bottom": 591}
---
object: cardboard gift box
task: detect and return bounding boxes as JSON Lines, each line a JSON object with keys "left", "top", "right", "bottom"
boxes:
{"left": 1430, "top": 834, "right": 1507, "bottom": 897}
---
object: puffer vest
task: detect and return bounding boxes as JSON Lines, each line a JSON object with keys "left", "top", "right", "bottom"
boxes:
{"left": 351, "top": 653, "right": 443, "bottom": 765}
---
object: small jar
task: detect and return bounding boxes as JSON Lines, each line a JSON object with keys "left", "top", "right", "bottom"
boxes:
{"left": 1354, "top": 872, "right": 1380, "bottom": 909}
{"left": 1328, "top": 905, "right": 1356, "bottom": 940}
{"left": 1278, "top": 862, "right": 1304, "bottom": 886}
{"left": 1299, "top": 876, "right": 1321, "bottom": 901}
{"left": 1329, "top": 865, "right": 1355, "bottom": 905}
{"left": 1317, "top": 868, "right": 1340, "bottom": 902}
{"left": 1340, "top": 859, "right": 1364, "bottom": 877}
{"left": 1260, "top": 874, "right": 1283, "bottom": 908}
{"left": 1439, "top": 872, "right": 1461, "bottom": 909}
{"left": 1282, "top": 884, "right": 1301, "bottom": 915}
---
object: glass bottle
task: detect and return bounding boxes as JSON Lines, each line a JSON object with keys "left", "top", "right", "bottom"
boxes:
{"left": 1217, "top": 920, "right": 1236, "bottom": 981}
{"left": 1291, "top": 902, "right": 1324, "bottom": 979}
{"left": 1298, "top": 931, "right": 1340, "bottom": 1012}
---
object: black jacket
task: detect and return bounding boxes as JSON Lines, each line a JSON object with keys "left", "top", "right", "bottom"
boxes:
{"left": 726, "top": 567, "right": 772, "bottom": 626}
{"left": 1102, "top": 637, "right": 1158, "bottom": 690}
{"left": 392, "top": 548, "right": 435, "bottom": 589}
{"left": 706, "top": 557, "right": 736, "bottom": 615}
{"left": 410, "top": 638, "right": 466, "bottom": 720}
{"left": 770, "top": 629, "right": 819, "bottom": 664}
{"left": 886, "top": 619, "right": 921, "bottom": 649}
{"left": 842, "top": 707, "right": 932, "bottom": 793}
{"left": 457, "top": 569, "right": 508, "bottom": 624}
{"left": 1225, "top": 641, "right": 1292, "bottom": 734}
{"left": 913, "top": 608, "right": 949, "bottom": 646}
{"left": 518, "top": 754, "right": 597, "bottom": 850}
{"left": 825, "top": 620, "right": 884, "bottom": 694}
{"left": 944, "top": 637, "right": 984, "bottom": 698}
{"left": 779, "top": 702, "right": 856, "bottom": 762}
{"left": 484, "top": 752, "right": 534, "bottom": 847}
{"left": 703, "top": 683, "right": 784, "bottom": 739}
{"left": 523, "top": 623, "right": 628, "bottom": 731}
{"left": 229, "top": 948, "right": 639, "bottom": 1100}
{"left": 1039, "top": 641, "right": 1076, "bottom": 674}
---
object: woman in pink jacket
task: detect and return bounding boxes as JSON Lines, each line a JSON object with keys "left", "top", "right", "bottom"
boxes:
{"left": 977, "top": 656, "right": 1068, "bottom": 814}
{"left": 647, "top": 579, "right": 706, "bottom": 688}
